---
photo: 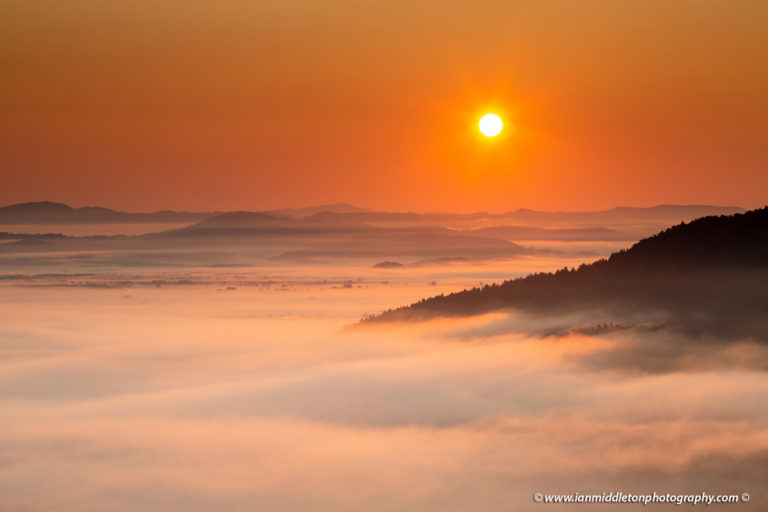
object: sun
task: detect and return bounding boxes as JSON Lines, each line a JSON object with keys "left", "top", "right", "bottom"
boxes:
{"left": 478, "top": 113, "right": 503, "bottom": 137}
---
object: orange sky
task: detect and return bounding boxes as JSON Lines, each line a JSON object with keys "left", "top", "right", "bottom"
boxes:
{"left": 1, "top": 0, "right": 767, "bottom": 212}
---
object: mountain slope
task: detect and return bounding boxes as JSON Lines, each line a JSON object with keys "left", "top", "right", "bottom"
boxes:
{"left": 363, "top": 207, "right": 768, "bottom": 340}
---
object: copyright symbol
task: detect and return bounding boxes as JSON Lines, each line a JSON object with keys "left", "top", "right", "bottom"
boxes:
{"left": 742, "top": 492, "right": 750, "bottom": 502}
{"left": 533, "top": 492, "right": 543, "bottom": 503}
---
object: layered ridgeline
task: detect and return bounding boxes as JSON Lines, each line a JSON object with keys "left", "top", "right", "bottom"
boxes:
{"left": 0, "top": 202, "right": 750, "bottom": 268}
{"left": 0, "top": 201, "right": 742, "bottom": 228}
{"left": 0, "top": 201, "right": 214, "bottom": 224}
{"left": 363, "top": 207, "right": 768, "bottom": 341}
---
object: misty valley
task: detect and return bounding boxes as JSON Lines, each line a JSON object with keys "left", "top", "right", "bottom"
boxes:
{"left": 0, "top": 203, "right": 766, "bottom": 510}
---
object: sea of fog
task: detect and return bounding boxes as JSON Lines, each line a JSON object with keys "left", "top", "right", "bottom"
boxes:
{"left": 1, "top": 260, "right": 767, "bottom": 511}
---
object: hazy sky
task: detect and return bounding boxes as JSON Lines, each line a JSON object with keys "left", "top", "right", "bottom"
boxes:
{"left": 2, "top": 0, "right": 767, "bottom": 212}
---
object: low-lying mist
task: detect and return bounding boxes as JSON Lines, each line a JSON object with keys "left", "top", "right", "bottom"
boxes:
{"left": 1, "top": 264, "right": 767, "bottom": 511}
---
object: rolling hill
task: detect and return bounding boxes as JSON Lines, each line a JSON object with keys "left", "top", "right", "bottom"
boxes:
{"left": 362, "top": 207, "right": 768, "bottom": 341}
{"left": 0, "top": 201, "right": 214, "bottom": 224}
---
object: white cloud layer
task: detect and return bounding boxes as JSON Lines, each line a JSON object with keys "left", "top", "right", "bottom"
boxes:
{"left": 1, "top": 273, "right": 767, "bottom": 511}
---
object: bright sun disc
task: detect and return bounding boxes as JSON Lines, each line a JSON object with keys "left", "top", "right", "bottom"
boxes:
{"left": 479, "top": 113, "right": 503, "bottom": 137}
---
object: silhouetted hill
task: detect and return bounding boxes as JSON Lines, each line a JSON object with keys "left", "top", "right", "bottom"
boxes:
{"left": 606, "top": 209, "right": 767, "bottom": 268}
{"left": 111, "top": 209, "right": 526, "bottom": 264}
{"left": 269, "top": 203, "right": 371, "bottom": 218}
{"left": 373, "top": 261, "right": 404, "bottom": 268}
{"left": 279, "top": 205, "right": 744, "bottom": 236}
{"left": 167, "top": 210, "right": 377, "bottom": 237}
{"left": 363, "top": 208, "right": 768, "bottom": 341}
{"left": 181, "top": 211, "right": 294, "bottom": 230}
{"left": 0, "top": 202, "right": 751, "bottom": 268}
{"left": 0, "top": 202, "right": 214, "bottom": 224}
{"left": 1, "top": 202, "right": 741, "bottom": 233}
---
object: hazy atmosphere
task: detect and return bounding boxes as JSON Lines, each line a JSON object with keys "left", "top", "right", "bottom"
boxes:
{"left": 2, "top": 203, "right": 767, "bottom": 510}
{"left": 2, "top": 0, "right": 767, "bottom": 510}
{"left": 2, "top": 0, "right": 768, "bottom": 211}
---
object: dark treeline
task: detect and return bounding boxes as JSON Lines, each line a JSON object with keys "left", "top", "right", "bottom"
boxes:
{"left": 363, "top": 207, "right": 768, "bottom": 341}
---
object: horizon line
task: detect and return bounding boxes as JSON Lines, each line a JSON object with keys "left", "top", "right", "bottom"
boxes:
{"left": 0, "top": 200, "right": 750, "bottom": 217}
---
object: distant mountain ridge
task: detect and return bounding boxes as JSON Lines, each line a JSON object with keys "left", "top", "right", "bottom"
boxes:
{"left": 498, "top": 204, "right": 746, "bottom": 227}
{"left": 0, "top": 201, "right": 743, "bottom": 226}
{"left": 268, "top": 203, "right": 371, "bottom": 217}
{"left": 0, "top": 202, "right": 214, "bottom": 224}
